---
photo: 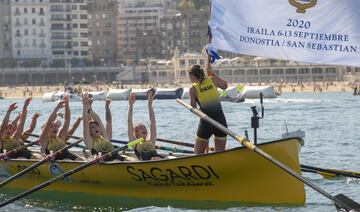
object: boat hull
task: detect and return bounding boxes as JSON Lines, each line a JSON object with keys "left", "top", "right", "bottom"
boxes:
{"left": 0, "top": 138, "right": 305, "bottom": 206}
{"left": 106, "top": 88, "right": 131, "bottom": 100}
{"left": 242, "top": 86, "right": 277, "bottom": 98}
{"left": 154, "top": 88, "right": 184, "bottom": 99}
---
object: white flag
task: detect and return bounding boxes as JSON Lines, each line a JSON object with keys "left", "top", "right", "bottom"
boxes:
{"left": 209, "top": 0, "right": 360, "bottom": 67}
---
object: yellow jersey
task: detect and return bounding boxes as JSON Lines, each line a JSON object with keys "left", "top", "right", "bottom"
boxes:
{"left": 47, "top": 137, "right": 67, "bottom": 152}
{"left": 93, "top": 136, "right": 114, "bottom": 153}
{"left": 193, "top": 77, "right": 222, "bottom": 112}
{"left": 2, "top": 137, "right": 22, "bottom": 151}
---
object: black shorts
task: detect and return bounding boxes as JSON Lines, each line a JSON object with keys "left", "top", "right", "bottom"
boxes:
{"left": 134, "top": 148, "right": 163, "bottom": 161}
{"left": 91, "top": 149, "right": 125, "bottom": 161}
{"left": 46, "top": 149, "right": 79, "bottom": 161}
{"left": 12, "top": 149, "right": 33, "bottom": 159}
{"left": 197, "top": 110, "right": 228, "bottom": 140}
{"left": 0, "top": 148, "right": 33, "bottom": 159}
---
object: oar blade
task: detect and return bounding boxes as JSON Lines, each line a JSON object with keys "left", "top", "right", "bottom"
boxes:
{"left": 333, "top": 194, "right": 360, "bottom": 212}
{"left": 301, "top": 164, "right": 360, "bottom": 179}
{"left": 319, "top": 171, "right": 337, "bottom": 180}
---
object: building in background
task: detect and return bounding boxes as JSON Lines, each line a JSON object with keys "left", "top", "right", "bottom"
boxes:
{"left": 117, "top": 48, "right": 344, "bottom": 84}
{"left": 50, "top": 0, "right": 91, "bottom": 65}
{"left": 159, "top": 9, "right": 208, "bottom": 59}
{"left": 343, "top": 67, "right": 360, "bottom": 82}
{"left": 10, "top": 0, "right": 51, "bottom": 61}
{"left": 117, "top": 0, "right": 169, "bottom": 65}
{"left": 70, "top": 0, "right": 90, "bottom": 60}
{"left": 0, "top": 0, "right": 12, "bottom": 62}
{"left": 88, "top": 0, "right": 119, "bottom": 66}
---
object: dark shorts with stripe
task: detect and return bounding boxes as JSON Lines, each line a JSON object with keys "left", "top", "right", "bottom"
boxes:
{"left": 1, "top": 148, "right": 33, "bottom": 159}
{"left": 197, "top": 109, "right": 228, "bottom": 140}
{"left": 45, "top": 149, "right": 79, "bottom": 161}
{"left": 91, "top": 149, "right": 125, "bottom": 161}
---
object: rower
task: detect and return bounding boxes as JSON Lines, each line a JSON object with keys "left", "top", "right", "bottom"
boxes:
{"left": 82, "top": 93, "right": 122, "bottom": 161}
{"left": 20, "top": 112, "right": 41, "bottom": 142}
{"left": 188, "top": 65, "right": 228, "bottom": 154}
{"left": 0, "top": 98, "right": 37, "bottom": 159}
{"left": 39, "top": 96, "right": 81, "bottom": 161}
{"left": 128, "top": 89, "right": 163, "bottom": 161}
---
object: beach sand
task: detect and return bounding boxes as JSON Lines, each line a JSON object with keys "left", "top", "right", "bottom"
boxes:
{"left": 0, "top": 82, "right": 355, "bottom": 99}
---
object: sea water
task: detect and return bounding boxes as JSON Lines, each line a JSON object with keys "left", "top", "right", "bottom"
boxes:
{"left": 0, "top": 92, "right": 359, "bottom": 211}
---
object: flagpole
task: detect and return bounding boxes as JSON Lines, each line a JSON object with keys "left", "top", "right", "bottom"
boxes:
{"left": 207, "top": 0, "right": 213, "bottom": 76}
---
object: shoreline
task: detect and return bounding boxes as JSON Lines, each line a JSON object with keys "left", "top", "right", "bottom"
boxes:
{"left": 0, "top": 82, "right": 356, "bottom": 99}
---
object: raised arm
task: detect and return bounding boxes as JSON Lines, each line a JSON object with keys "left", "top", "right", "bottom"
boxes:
{"left": 82, "top": 93, "right": 92, "bottom": 150}
{"left": 105, "top": 99, "right": 112, "bottom": 140}
{"left": 39, "top": 101, "right": 66, "bottom": 153}
{"left": 14, "top": 98, "right": 32, "bottom": 140}
{"left": 207, "top": 67, "right": 228, "bottom": 90}
{"left": 66, "top": 116, "right": 82, "bottom": 142}
{"left": 0, "top": 103, "right": 18, "bottom": 139}
{"left": 58, "top": 97, "right": 70, "bottom": 141}
{"left": 147, "top": 90, "right": 156, "bottom": 144}
{"left": 11, "top": 113, "right": 21, "bottom": 129}
{"left": 21, "top": 112, "right": 40, "bottom": 141}
{"left": 127, "top": 92, "right": 136, "bottom": 141}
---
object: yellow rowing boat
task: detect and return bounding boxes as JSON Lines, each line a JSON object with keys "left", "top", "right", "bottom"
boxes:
{"left": 0, "top": 137, "right": 305, "bottom": 207}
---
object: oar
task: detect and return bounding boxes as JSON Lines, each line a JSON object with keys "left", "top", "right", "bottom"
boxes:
{"left": 111, "top": 138, "right": 194, "bottom": 154}
{"left": 157, "top": 138, "right": 215, "bottom": 151}
{"left": 0, "top": 138, "right": 83, "bottom": 188}
{"left": 176, "top": 99, "right": 360, "bottom": 212}
{"left": 0, "top": 140, "right": 39, "bottom": 160}
{"left": 301, "top": 167, "right": 337, "bottom": 179}
{"left": 26, "top": 133, "right": 86, "bottom": 150}
{"left": 29, "top": 133, "right": 194, "bottom": 155}
{"left": 301, "top": 164, "right": 360, "bottom": 179}
{"left": 0, "top": 138, "right": 143, "bottom": 208}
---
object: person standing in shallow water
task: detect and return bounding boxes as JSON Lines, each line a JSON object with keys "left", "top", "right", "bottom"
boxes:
{"left": 188, "top": 65, "right": 228, "bottom": 154}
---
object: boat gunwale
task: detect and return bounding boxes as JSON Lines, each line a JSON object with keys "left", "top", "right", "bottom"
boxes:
{"left": 0, "top": 136, "right": 304, "bottom": 165}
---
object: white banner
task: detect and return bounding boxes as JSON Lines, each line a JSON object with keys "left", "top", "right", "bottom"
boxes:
{"left": 209, "top": 0, "right": 360, "bottom": 67}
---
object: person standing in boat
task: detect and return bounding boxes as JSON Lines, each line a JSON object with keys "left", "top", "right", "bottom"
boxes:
{"left": 128, "top": 89, "right": 162, "bottom": 161}
{"left": 39, "top": 97, "right": 81, "bottom": 160}
{"left": 188, "top": 65, "right": 228, "bottom": 154}
{"left": 82, "top": 93, "right": 122, "bottom": 160}
{"left": 0, "top": 98, "right": 37, "bottom": 159}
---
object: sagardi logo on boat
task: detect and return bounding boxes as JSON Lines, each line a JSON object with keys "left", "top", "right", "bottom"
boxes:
{"left": 289, "top": 0, "right": 317, "bottom": 13}
{"left": 126, "top": 165, "right": 220, "bottom": 187}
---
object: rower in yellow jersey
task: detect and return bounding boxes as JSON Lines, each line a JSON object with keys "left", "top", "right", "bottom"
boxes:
{"left": 39, "top": 97, "right": 81, "bottom": 160}
{"left": 128, "top": 89, "right": 163, "bottom": 161}
{"left": 0, "top": 98, "right": 36, "bottom": 159}
{"left": 82, "top": 93, "right": 122, "bottom": 161}
{"left": 188, "top": 65, "right": 228, "bottom": 154}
